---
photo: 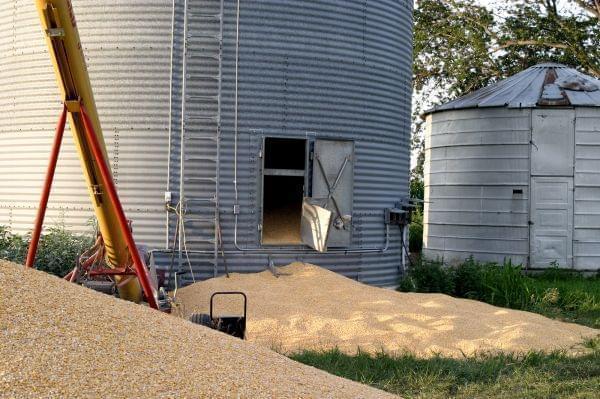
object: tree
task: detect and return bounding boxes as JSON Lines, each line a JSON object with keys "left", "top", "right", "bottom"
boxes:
{"left": 411, "top": 0, "right": 600, "bottom": 181}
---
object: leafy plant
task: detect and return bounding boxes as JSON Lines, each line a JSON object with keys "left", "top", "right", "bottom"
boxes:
{"left": 452, "top": 256, "right": 485, "bottom": 299}
{"left": 399, "top": 258, "right": 454, "bottom": 295}
{"left": 34, "top": 225, "right": 94, "bottom": 277}
{"left": 0, "top": 226, "right": 28, "bottom": 262}
{"left": 0, "top": 225, "right": 93, "bottom": 277}
{"left": 408, "top": 208, "right": 423, "bottom": 254}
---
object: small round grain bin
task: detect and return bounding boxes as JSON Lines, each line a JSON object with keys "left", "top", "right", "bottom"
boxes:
{"left": 423, "top": 63, "right": 600, "bottom": 270}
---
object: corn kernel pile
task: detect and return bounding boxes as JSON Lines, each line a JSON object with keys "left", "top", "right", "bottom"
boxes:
{"left": 175, "top": 262, "right": 598, "bottom": 357}
{"left": 0, "top": 261, "right": 396, "bottom": 398}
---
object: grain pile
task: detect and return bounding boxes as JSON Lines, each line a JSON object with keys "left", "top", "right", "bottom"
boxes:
{"left": 175, "top": 263, "right": 599, "bottom": 358}
{"left": 262, "top": 204, "right": 303, "bottom": 245}
{"left": 0, "top": 261, "right": 396, "bottom": 399}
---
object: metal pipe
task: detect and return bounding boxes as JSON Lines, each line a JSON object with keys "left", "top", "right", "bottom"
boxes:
{"left": 233, "top": 0, "right": 240, "bottom": 207}
{"left": 64, "top": 270, "right": 73, "bottom": 280}
{"left": 25, "top": 104, "right": 67, "bottom": 268}
{"left": 167, "top": 203, "right": 180, "bottom": 290}
{"left": 80, "top": 105, "right": 159, "bottom": 309}
{"left": 68, "top": 267, "right": 78, "bottom": 283}
{"left": 179, "top": 0, "right": 190, "bottom": 277}
{"left": 150, "top": 223, "right": 388, "bottom": 255}
{"left": 165, "top": 0, "right": 177, "bottom": 248}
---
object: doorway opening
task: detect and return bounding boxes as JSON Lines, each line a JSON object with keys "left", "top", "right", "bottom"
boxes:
{"left": 261, "top": 138, "right": 306, "bottom": 245}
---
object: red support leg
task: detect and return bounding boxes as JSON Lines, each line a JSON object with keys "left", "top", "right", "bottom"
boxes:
{"left": 25, "top": 104, "right": 68, "bottom": 268}
{"left": 79, "top": 105, "right": 159, "bottom": 309}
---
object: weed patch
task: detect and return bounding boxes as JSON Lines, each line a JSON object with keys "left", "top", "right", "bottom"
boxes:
{"left": 0, "top": 225, "right": 92, "bottom": 277}
{"left": 399, "top": 257, "right": 600, "bottom": 328}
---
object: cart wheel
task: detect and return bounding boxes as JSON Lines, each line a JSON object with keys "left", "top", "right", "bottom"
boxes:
{"left": 189, "top": 313, "right": 212, "bottom": 327}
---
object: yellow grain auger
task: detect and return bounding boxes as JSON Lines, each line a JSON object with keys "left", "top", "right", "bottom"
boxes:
{"left": 25, "top": 0, "right": 159, "bottom": 309}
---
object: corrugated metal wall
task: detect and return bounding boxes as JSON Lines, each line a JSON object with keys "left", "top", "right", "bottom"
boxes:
{"left": 0, "top": 0, "right": 172, "bottom": 247}
{"left": 165, "top": 0, "right": 413, "bottom": 286}
{"left": 2, "top": 0, "right": 413, "bottom": 286}
{"left": 425, "top": 106, "right": 600, "bottom": 271}
{"left": 574, "top": 107, "right": 600, "bottom": 270}
{"left": 423, "top": 108, "right": 530, "bottom": 265}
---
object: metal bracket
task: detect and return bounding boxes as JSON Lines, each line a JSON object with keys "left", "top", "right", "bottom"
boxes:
{"left": 314, "top": 155, "right": 351, "bottom": 229}
{"left": 91, "top": 184, "right": 102, "bottom": 195}
{"left": 46, "top": 28, "right": 65, "bottom": 38}
{"left": 64, "top": 99, "right": 81, "bottom": 113}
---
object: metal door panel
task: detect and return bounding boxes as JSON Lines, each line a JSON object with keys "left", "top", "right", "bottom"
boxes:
{"left": 530, "top": 177, "right": 573, "bottom": 267}
{"left": 311, "top": 140, "right": 354, "bottom": 247}
{"left": 531, "top": 109, "right": 575, "bottom": 176}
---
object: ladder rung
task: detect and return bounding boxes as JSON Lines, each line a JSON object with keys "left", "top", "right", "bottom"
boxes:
{"left": 186, "top": 197, "right": 216, "bottom": 203}
{"left": 185, "top": 156, "right": 217, "bottom": 162}
{"left": 186, "top": 238, "right": 216, "bottom": 244}
{"left": 189, "top": 13, "right": 222, "bottom": 20}
{"left": 185, "top": 74, "right": 219, "bottom": 80}
{"left": 187, "top": 53, "right": 220, "bottom": 61}
{"left": 185, "top": 135, "right": 217, "bottom": 141}
{"left": 187, "top": 94, "right": 219, "bottom": 100}
{"left": 186, "top": 114, "right": 218, "bottom": 120}
{"left": 184, "top": 176, "right": 217, "bottom": 182}
{"left": 188, "top": 33, "right": 222, "bottom": 40}
{"left": 185, "top": 115, "right": 219, "bottom": 122}
{"left": 184, "top": 216, "right": 215, "bottom": 223}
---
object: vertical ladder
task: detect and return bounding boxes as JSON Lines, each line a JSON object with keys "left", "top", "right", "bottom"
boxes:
{"left": 179, "top": 0, "right": 224, "bottom": 280}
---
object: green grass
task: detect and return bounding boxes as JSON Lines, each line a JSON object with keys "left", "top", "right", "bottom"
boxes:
{"left": 291, "top": 339, "right": 600, "bottom": 398}
{"left": 399, "top": 258, "right": 600, "bottom": 329}
{"left": 529, "top": 271, "right": 600, "bottom": 329}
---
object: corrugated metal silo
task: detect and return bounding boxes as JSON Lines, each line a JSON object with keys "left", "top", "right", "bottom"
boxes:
{"left": 1, "top": 0, "right": 413, "bottom": 286}
{"left": 423, "top": 63, "right": 600, "bottom": 270}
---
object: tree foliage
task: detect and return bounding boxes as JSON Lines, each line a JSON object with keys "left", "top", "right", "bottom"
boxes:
{"left": 411, "top": 0, "right": 600, "bottom": 179}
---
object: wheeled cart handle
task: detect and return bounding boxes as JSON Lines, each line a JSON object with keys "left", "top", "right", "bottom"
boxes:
{"left": 210, "top": 291, "right": 247, "bottom": 319}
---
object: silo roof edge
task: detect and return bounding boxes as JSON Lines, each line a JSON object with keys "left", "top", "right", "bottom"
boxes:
{"left": 424, "top": 63, "right": 600, "bottom": 115}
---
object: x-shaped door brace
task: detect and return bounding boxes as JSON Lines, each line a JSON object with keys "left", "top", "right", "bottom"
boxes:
{"left": 315, "top": 155, "right": 351, "bottom": 230}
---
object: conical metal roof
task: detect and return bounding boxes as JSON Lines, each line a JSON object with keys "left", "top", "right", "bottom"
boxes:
{"left": 426, "top": 63, "right": 600, "bottom": 114}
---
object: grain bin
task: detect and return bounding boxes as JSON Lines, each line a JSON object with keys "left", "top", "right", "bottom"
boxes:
{"left": 423, "top": 63, "right": 600, "bottom": 270}
{"left": 0, "top": 0, "right": 413, "bottom": 286}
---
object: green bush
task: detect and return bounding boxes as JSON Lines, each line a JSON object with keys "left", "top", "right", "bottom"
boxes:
{"left": 35, "top": 226, "right": 94, "bottom": 277}
{"left": 0, "top": 226, "right": 28, "bottom": 262}
{"left": 409, "top": 178, "right": 424, "bottom": 207}
{"left": 398, "top": 258, "right": 454, "bottom": 295}
{"left": 452, "top": 256, "right": 485, "bottom": 299}
{"left": 408, "top": 208, "right": 423, "bottom": 253}
{"left": 0, "top": 225, "right": 93, "bottom": 277}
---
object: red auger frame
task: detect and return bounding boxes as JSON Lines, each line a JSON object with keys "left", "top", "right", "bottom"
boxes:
{"left": 25, "top": 103, "right": 160, "bottom": 310}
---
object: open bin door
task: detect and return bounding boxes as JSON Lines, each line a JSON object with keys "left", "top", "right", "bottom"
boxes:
{"left": 312, "top": 139, "right": 354, "bottom": 247}
{"left": 300, "top": 198, "right": 332, "bottom": 252}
